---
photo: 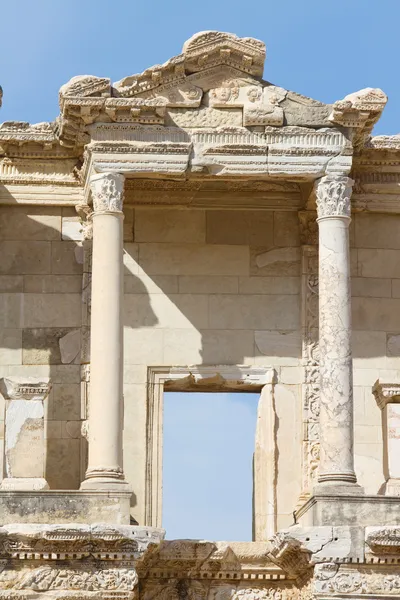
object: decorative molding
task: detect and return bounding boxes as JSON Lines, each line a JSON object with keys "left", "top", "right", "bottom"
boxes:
{"left": 372, "top": 381, "right": 400, "bottom": 409}
{"left": 315, "top": 176, "right": 354, "bottom": 219}
{"left": 0, "top": 378, "right": 51, "bottom": 401}
{"left": 366, "top": 527, "right": 400, "bottom": 554}
{"left": 268, "top": 532, "right": 312, "bottom": 578}
{"left": 314, "top": 563, "right": 400, "bottom": 596}
{"left": 89, "top": 172, "right": 125, "bottom": 213}
{"left": 298, "top": 245, "right": 320, "bottom": 504}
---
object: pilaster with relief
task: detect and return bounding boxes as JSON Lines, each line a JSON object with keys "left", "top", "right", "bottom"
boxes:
{"left": 298, "top": 212, "right": 320, "bottom": 504}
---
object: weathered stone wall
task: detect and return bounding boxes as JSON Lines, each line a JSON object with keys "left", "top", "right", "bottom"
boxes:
{"left": 0, "top": 204, "right": 398, "bottom": 533}
{"left": 351, "top": 213, "right": 400, "bottom": 494}
{"left": 0, "top": 205, "right": 83, "bottom": 489}
{"left": 123, "top": 207, "right": 303, "bottom": 529}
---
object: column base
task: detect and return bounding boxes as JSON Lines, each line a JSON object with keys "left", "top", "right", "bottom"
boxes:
{"left": 313, "top": 481, "right": 364, "bottom": 496}
{"left": 80, "top": 477, "right": 131, "bottom": 492}
{"left": 0, "top": 477, "right": 49, "bottom": 491}
{"left": 80, "top": 468, "right": 131, "bottom": 492}
{"left": 384, "top": 478, "right": 400, "bottom": 496}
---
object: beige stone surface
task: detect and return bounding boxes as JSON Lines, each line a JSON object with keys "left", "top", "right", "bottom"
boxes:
{"left": 22, "top": 294, "right": 82, "bottom": 327}
{"left": 206, "top": 210, "right": 273, "bottom": 246}
{"left": 0, "top": 207, "right": 61, "bottom": 241}
{"left": 355, "top": 213, "right": 400, "bottom": 249}
{"left": 209, "top": 294, "right": 299, "bottom": 329}
{"left": 251, "top": 246, "right": 301, "bottom": 276}
{"left": 353, "top": 297, "right": 400, "bottom": 331}
{"left": 135, "top": 208, "right": 206, "bottom": 243}
{"left": 178, "top": 275, "right": 238, "bottom": 294}
{"left": 51, "top": 241, "right": 83, "bottom": 275}
{"left": 358, "top": 248, "right": 400, "bottom": 278}
{"left": 0, "top": 241, "right": 51, "bottom": 275}
{"left": 138, "top": 243, "right": 250, "bottom": 276}
{"left": 273, "top": 211, "right": 300, "bottom": 247}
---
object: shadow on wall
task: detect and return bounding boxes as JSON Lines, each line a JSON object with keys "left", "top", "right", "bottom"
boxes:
{"left": 0, "top": 205, "right": 395, "bottom": 506}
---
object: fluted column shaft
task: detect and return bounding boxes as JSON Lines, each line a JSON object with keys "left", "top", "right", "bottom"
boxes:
{"left": 315, "top": 175, "right": 358, "bottom": 488}
{"left": 81, "top": 172, "right": 129, "bottom": 491}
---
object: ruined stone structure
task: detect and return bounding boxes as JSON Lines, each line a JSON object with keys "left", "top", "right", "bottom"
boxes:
{"left": 0, "top": 29, "right": 400, "bottom": 600}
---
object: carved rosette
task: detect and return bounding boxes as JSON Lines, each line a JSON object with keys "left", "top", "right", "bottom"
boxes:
{"left": 314, "top": 176, "right": 354, "bottom": 219}
{"left": 90, "top": 172, "right": 125, "bottom": 214}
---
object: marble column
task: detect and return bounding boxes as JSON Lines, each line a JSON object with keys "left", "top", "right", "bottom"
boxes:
{"left": 80, "top": 172, "right": 129, "bottom": 490}
{"left": 314, "top": 175, "right": 360, "bottom": 491}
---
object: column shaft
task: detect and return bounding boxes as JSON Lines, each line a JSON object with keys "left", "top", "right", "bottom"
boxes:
{"left": 81, "top": 172, "right": 128, "bottom": 490}
{"left": 315, "top": 176, "right": 359, "bottom": 489}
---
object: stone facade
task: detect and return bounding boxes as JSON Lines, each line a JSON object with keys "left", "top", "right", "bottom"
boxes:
{"left": 0, "top": 29, "right": 399, "bottom": 600}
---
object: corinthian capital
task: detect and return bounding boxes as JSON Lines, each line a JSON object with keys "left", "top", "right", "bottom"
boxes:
{"left": 314, "top": 175, "right": 354, "bottom": 219}
{"left": 90, "top": 172, "right": 125, "bottom": 214}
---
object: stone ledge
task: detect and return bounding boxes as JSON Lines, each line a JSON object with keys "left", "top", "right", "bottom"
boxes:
{"left": 296, "top": 494, "right": 400, "bottom": 527}
{"left": 0, "top": 490, "right": 132, "bottom": 524}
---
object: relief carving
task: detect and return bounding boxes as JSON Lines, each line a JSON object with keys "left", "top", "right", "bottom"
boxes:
{"left": 89, "top": 172, "right": 125, "bottom": 213}
{"left": 314, "top": 176, "right": 354, "bottom": 219}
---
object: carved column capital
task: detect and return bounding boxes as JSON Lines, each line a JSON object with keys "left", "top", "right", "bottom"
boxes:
{"left": 314, "top": 175, "right": 354, "bottom": 219}
{"left": 90, "top": 172, "right": 125, "bottom": 214}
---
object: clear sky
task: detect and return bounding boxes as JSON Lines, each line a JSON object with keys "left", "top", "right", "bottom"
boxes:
{"left": 163, "top": 392, "right": 258, "bottom": 540}
{"left": 1, "top": 0, "right": 399, "bottom": 135}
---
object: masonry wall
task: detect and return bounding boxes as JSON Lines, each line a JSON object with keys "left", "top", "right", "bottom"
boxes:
{"left": 0, "top": 204, "right": 398, "bottom": 537}
{"left": 0, "top": 206, "right": 83, "bottom": 489}
{"left": 123, "top": 207, "right": 303, "bottom": 530}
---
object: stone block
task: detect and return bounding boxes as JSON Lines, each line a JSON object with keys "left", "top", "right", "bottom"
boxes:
{"left": 163, "top": 329, "right": 255, "bottom": 365}
{"left": 239, "top": 276, "right": 299, "bottom": 295}
{"left": 392, "top": 279, "right": 400, "bottom": 298}
{"left": 51, "top": 383, "right": 81, "bottom": 420}
{"left": 352, "top": 368, "right": 380, "bottom": 386}
{"left": 22, "top": 328, "right": 73, "bottom": 365}
{"left": 22, "top": 294, "right": 82, "bottom": 327}
{"left": 135, "top": 208, "right": 206, "bottom": 243}
{"left": 206, "top": 210, "right": 273, "bottom": 246}
{"left": 124, "top": 273, "right": 178, "bottom": 295}
{"left": 0, "top": 276, "right": 23, "bottom": 293}
{"left": 59, "top": 329, "right": 81, "bottom": 364}
{"left": 51, "top": 365, "right": 80, "bottom": 384}
{"left": 209, "top": 294, "right": 299, "bottom": 330}
{"left": 24, "top": 275, "right": 82, "bottom": 294}
{"left": 255, "top": 330, "right": 301, "bottom": 358}
{"left": 273, "top": 211, "right": 300, "bottom": 247}
{"left": 46, "top": 420, "right": 61, "bottom": 439}
{"left": 0, "top": 294, "right": 23, "bottom": 329}
{"left": 124, "top": 328, "right": 164, "bottom": 364}
{"left": 351, "top": 277, "right": 391, "bottom": 298}
{"left": 351, "top": 331, "right": 386, "bottom": 359}
{"left": 51, "top": 241, "right": 83, "bottom": 275}
{"left": 124, "top": 293, "right": 209, "bottom": 329}
{"left": 0, "top": 207, "right": 61, "bottom": 241}
{"left": 123, "top": 206, "right": 134, "bottom": 242}
{"left": 0, "top": 241, "right": 51, "bottom": 275}
{"left": 358, "top": 248, "right": 400, "bottom": 278}
{"left": 178, "top": 276, "right": 238, "bottom": 294}
{"left": 61, "top": 420, "right": 82, "bottom": 439}
{"left": 355, "top": 213, "right": 400, "bottom": 249}
{"left": 280, "top": 366, "right": 302, "bottom": 384}
{"left": 139, "top": 243, "right": 250, "bottom": 276}
{"left": 251, "top": 247, "right": 300, "bottom": 276}
{"left": 46, "top": 438, "right": 81, "bottom": 489}
{"left": 387, "top": 333, "right": 400, "bottom": 357}
{"left": 0, "top": 330, "right": 22, "bottom": 365}
{"left": 353, "top": 297, "right": 400, "bottom": 331}
{"left": 0, "top": 491, "right": 132, "bottom": 524}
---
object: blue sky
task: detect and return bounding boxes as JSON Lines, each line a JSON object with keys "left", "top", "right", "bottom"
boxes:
{"left": 163, "top": 392, "right": 258, "bottom": 540}
{"left": 1, "top": 0, "right": 400, "bottom": 135}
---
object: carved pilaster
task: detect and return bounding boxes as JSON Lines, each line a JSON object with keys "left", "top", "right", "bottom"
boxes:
{"left": 298, "top": 211, "right": 320, "bottom": 505}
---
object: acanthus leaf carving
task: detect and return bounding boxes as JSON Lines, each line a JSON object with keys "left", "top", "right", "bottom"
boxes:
{"left": 314, "top": 176, "right": 354, "bottom": 219}
{"left": 90, "top": 172, "right": 125, "bottom": 213}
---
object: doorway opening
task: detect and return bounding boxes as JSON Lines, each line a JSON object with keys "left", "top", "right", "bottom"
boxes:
{"left": 162, "top": 391, "right": 258, "bottom": 541}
